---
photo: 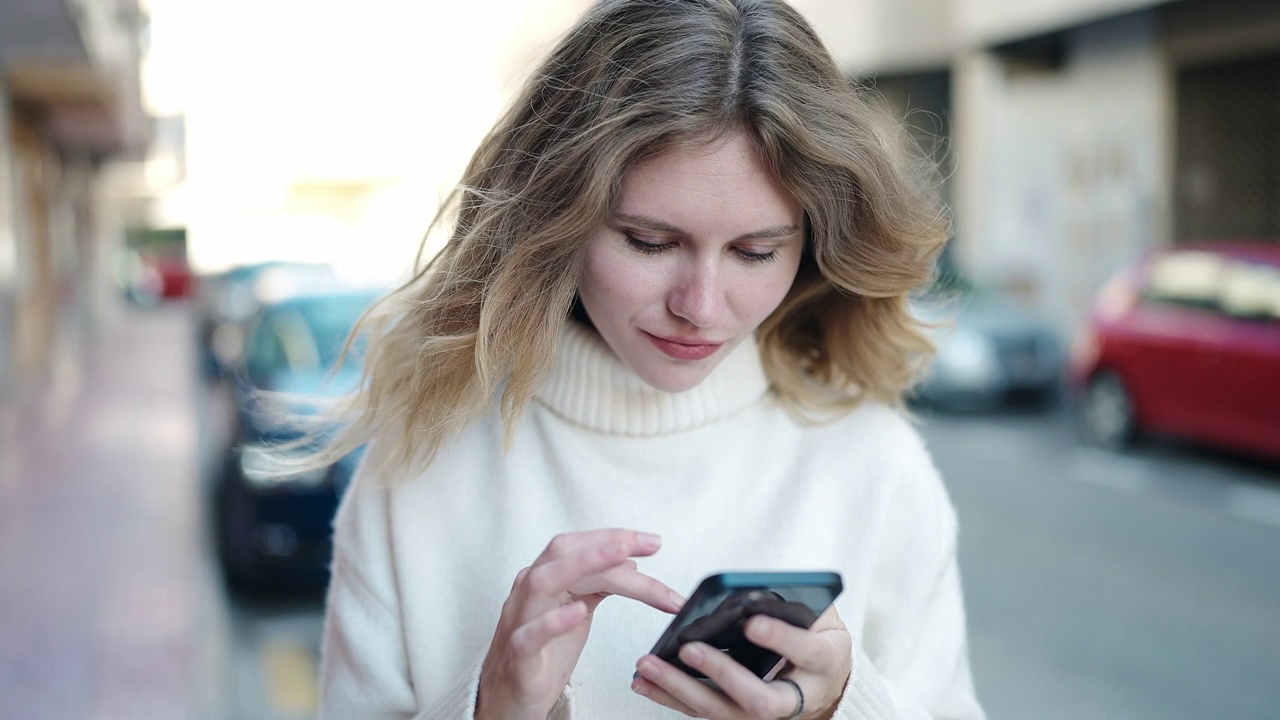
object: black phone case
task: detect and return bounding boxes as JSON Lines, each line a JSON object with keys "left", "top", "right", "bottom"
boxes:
{"left": 647, "top": 571, "right": 844, "bottom": 680}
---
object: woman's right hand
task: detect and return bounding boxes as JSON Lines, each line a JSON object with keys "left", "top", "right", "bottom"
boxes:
{"left": 476, "top": 529, "right": 685, "bottom": 720}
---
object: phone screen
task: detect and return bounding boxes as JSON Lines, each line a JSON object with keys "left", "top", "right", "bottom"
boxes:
{"left": 647, "top": 571, "right": 843, "bottom": 680}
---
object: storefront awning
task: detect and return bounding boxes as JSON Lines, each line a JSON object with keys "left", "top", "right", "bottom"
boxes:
{"left": 6, "top": 59, "right": 133, "bottom": 154}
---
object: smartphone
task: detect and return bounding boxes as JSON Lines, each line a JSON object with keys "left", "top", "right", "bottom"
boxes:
{"left": 646, "top": 571, "right": 843, "bottom": 680}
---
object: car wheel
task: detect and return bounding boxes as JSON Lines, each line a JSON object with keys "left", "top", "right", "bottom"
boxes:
{"left": 1077, "top": 371, "right": 1137, "bottom": 450}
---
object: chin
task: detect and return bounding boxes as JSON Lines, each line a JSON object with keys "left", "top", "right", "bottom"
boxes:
{"left": 638, "top": 364, "right": 717, "bottom": 394}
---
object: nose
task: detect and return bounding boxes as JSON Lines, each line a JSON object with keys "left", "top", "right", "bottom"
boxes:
{"left": 667, "top": 261, "right": 726, "bottom": 328}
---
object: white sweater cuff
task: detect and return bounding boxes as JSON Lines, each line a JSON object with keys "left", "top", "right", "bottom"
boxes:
{"left": 830, "top": 648, "right": 926, "bottom": 720}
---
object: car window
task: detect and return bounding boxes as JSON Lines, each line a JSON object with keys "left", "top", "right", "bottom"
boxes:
{"left": 244, "top": 293, "right": 378, "bottom": 381}
{"left": 1141, "top": 250, "right": 1280, "bottom": 323}
{"left": 244, "top": 316, "right": 288, "bottom": 381}
{"left": 1142, "top": 251, "right": 1224, "bottom": 311}
{"left": 1218, "top": 261, "right": 1280, "bottom": 321}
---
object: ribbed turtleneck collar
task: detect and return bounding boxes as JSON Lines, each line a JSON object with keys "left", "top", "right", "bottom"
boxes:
{"left": 534, "top": 321, "right": 771, "bottom": 436}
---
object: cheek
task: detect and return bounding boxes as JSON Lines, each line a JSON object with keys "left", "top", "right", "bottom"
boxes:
{"left": 580, "top": 243, "right": 660, "bottom": 315}
{"left": 733, "top": 262, "right": 802, "bottom": 322}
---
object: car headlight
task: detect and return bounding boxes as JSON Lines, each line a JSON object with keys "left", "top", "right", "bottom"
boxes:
{"left": 239, "top": 444, "right": 329, "bottom": 490}
{"left": 934, "top": 329, "right": 1000, "bottom": 388}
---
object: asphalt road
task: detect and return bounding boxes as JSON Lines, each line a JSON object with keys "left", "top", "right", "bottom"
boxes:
{"left": 923, "top": 407, "right": 1280, "bottom": 720}
{"left": 213, "top": 393, "right": 1280, "bottom": 719}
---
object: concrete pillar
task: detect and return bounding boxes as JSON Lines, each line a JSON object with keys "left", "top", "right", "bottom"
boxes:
{"left": 950, "top": 50, "right": 1003, "bottom": 283}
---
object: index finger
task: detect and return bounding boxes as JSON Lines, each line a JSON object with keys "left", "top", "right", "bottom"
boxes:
{"left": 534, "top": 528, "right": 664, "bottom": 564}
{"left": 527, "top": 543, "right": 683, "bottom": 613}
{"left": 572, "top": 563, "right": 685, "bottom": 614}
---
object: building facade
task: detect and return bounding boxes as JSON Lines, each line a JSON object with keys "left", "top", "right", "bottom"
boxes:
{"left": 797, "top": 0, "right": 1280, "bottom": 333}
{"left": 0, "top": 0, "right": 147, "bottom": 402}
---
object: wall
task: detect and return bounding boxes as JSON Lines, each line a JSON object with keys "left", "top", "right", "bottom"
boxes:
{"left": 953, "top": 12, "right": 1169, "bottom": 331}
{"left": 792, "top": 0, "right": 952, "bottom": 74}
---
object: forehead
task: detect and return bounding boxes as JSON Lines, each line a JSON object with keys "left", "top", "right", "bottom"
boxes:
{"left": 617, "top": 132, "right": 802, "bottom": 232}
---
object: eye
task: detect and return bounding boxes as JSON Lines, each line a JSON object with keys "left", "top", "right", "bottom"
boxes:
{"left": 734, "top": 247, "right": 779, "bottom": 264}
{"left": 625, "top": 234, "right": 675, "bottom": 255}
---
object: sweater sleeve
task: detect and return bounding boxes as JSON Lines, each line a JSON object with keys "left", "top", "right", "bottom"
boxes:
{"left": 317, "top": 448, "right": 575, "bottom": 720}
{"left": 830, "top": 434, "right": 986, "bottom": 720}
{"left": 317, "top": 449, "right": 482, "bottom": 720}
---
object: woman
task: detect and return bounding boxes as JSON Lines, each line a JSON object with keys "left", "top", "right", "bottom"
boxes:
{"left": 315, "top": 0, "right": 985, "bottom": 718}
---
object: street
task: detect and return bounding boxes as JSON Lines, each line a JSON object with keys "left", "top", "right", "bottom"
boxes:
{"left": 4, "top": 305, "right": 1278, "bottom": 719}
{"left": 926, "top": 409, "right": 1280, "bottom": 719}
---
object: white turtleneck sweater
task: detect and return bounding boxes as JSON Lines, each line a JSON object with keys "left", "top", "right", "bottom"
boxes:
{"left": 319, "top": 322, "right": 985, "bottom": 719}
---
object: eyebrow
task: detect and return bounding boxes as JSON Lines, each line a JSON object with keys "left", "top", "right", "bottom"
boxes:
{"left": 610, "top": 211, "right": 802, "bottom": 241}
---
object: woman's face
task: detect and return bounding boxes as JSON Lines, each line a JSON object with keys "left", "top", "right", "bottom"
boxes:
{"left": 578, "top": 131, "right": 806, "bottom": 393}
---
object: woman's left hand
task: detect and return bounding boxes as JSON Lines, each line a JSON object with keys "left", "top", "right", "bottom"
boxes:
{"left": 632, "top": 606, "right": 852, "bottom": 720}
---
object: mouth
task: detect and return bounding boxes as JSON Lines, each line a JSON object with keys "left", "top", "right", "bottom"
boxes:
{"left": 644, "top": 332, "right": 725, "bottom": 361}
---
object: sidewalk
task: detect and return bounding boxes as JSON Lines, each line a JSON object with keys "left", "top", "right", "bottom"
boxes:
{"left": 0, "top": 301, "right": 228, "bottom": 720}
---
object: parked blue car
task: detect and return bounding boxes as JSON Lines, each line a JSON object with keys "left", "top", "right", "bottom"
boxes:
{"left": 911, "top": 291, "right": 1065, "bottom": 412}
{"left": 213, "top": 286, "right": 383, "bottom": 593}
{"left": 194, "top": 261, "right": 338, "bottom": 381}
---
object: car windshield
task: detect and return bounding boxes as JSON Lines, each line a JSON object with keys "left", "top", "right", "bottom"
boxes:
{"left": 1143, "top": 250, "right": 1280, "bottom": 321}
{"left": 245, "top": 292, "right": 379, "bottom": 378}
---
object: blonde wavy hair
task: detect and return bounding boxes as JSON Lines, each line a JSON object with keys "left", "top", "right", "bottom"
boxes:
{"left": 308, "top": 0, "right": 948, "bottom": 478}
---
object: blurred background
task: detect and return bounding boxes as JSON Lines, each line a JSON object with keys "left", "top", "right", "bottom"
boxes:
{"left": 0, "top": 0, "right": 1277, "bottom": 718}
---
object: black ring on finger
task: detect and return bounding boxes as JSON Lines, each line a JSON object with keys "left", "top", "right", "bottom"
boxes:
{"left": 773, "top": 676, "right": 805, "bottom": 720}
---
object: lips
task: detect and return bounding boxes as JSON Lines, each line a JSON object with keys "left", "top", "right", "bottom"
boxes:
{"left": 645, "top": 332, "right": 724, "bottom": 361}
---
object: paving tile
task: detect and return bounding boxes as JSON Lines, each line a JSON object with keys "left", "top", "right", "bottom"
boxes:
{"left": 0, "top": 303, "right": 222, "bottom": 719}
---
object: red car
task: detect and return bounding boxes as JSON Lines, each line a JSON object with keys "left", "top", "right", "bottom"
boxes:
{"left": 147, "top": 253, "right": 196, "bottom": 298}
{"left": 1071, "top": 241, "right": 1280, "bottom": 461}
{"left": 122, "top": 248, "right": 196, "bottom": 303}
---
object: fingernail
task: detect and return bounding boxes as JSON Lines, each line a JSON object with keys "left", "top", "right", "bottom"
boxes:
{"left": 680, "top": 643, "right": 705, "bottom": 664}
{"left": 631, "top": 678, "right": 648, "bottom": 695}
{"left": 638, "top": 657, "right": 663, "bottom": 679}
{"left": 668, "top": 591, "right": 685, "bottom": 610}
{"left": 637, "top": 532, "right": 661, "bottom": 548}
